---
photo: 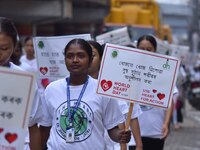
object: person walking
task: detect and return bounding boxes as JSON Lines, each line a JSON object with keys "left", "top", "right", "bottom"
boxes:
{"left": 39, "top": 39, "right": 131, "bottom": 150}
{"left": 0, "top": 17, "right": 42, "bottom": 150}
{"left": 136, "top": 35, "right": 178, "bottom": 150}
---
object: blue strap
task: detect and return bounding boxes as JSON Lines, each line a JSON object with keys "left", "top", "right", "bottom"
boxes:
{"left": 66, "top": 76, "right": 88, "bottom": 127}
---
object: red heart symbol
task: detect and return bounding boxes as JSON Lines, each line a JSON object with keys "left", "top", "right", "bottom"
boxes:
{"left": 0, "top": 128, "right": 3, "bottom": 133}
{"left": 41, "top": 78, "right": 49, "bottom": 88}
{"left": 40, "top": 67, "right": 48, "bottom": 75}
{"left": 152, "top": 89, "right": 157, "bottom": 93}
{"left": 157, "top": 93, "right": 165, "bottom": 100}
{"left": 101, "top": 80, "right": 112, "bottom": 91}
{"left": 5, "top": 133, "right": 18, "bottom": 144}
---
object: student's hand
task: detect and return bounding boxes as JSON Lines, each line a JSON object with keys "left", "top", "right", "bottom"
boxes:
{"left": 118, "top": 130, "right": 131, "bottom": 143}
{"left": 161, "top": 123, "right": 169, "bottom": 139}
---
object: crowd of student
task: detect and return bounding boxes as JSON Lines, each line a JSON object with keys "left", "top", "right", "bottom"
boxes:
{"left": 0, "top": 17, "right": 181, "bottom": 150}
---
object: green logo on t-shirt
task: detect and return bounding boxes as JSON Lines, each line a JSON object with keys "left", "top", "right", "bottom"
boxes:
{"left": 56, "top": 100, "right": 94, "bottom": 142}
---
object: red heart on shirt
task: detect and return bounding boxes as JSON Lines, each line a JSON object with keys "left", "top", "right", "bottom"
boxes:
{"left": 5, "top": 133, "right": 18, "bottom": 144}
{"left": 157, "top": 93, "right": 165, "bottom": 100}
{"left": 40, "top": 67, "right": 48, "bottom": 75}
{"left": 0, "top": 128, "right": 3, "bottom": 133}
{"left": 101, "top": 80, "right": 112, "bottom": 91}
{"left": 152, "top": 89, "right": 157, "bottom": 93}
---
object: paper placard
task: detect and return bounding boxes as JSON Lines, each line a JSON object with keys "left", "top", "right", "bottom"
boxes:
{"left": 96, "top": 27, "right": 131, "bottom": 45}
{"left": 0, "top": 127, "right": 25, "bottom": 150}
{"left": 170, "top": 44, "right": 189, "bottom": 63}
{"left": 33, "top": 34, "right": 91, "bottom": 79}
{"left": 0, "top": 67, "right": 35, "bottom": 150}
{"left": 155, "top": 37, "right": 172, "bottom": 56}
{"left": 97, "top": 44, "right": 180, "bottom": 109}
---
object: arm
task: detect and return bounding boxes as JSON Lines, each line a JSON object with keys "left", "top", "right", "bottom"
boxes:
{"left": 118, "top": 122, "right": 127, "bottom": 150}
{"left": 162, "top": 100, "right": 174, "bottom": 139}
{"left": 107, "top": 126, "right": 131, "bottom": 144}
{"left": 130, "top": 118, "right": 143, "bottom": 150}
{"left": 29, "top": 124, "right": 41, "bottom": 150}
{"left": 40, "top": 125, "right": 51, "bottom": 149}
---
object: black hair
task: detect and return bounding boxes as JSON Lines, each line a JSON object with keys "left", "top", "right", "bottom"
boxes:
{"left": 24, "top": 36, "right": 32, "bottom": 44}
{"left": 125, "top": 44, "right": 136, "bottom": 48}
{"left": 16, "top": 41, "right": 22, "bottom": 52}
{"left": 0, "top": 17, "right": 18, "bottom": 47}
{"left": 100, "top": 43, "right": 108, "bottom": 57}
{"left": 10, "top": 41, "right": 23, "bottom": 64}
{"left": 64, "top": 38, "right": 93, "bottom": 62}
{"left": 137, "top": 35, "right": 157, "bottom": 50}
{"left": 87, "top": 40, "right": 103, "bottom": 59}
{"left": 101, "top": 43, "right": 106, "bottom": 52}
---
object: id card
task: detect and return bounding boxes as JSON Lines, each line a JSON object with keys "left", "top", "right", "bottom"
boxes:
{"left": 66, "top": 128, "right": 75, "bottom": 143}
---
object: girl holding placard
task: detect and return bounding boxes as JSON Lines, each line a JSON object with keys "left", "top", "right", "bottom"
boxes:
{"left": 88, "top": 40, "right": 143, "bottom": 150}
{"left": 0, "top": 17, "right": 42, "bottom": 150}
{"left": 39, "top": 38, "right": 131, "bottom": 149}
{"left": 136, "top": 35, "right": 178, "bottom": 150}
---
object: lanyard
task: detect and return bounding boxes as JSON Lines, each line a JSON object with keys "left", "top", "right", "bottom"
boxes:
{"left": 66, "top": 76, "right": 88, "bottom": 127}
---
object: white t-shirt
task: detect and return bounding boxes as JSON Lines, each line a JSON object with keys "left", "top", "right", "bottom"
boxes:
{"left": 10, "top": 61, "right": 24, "bottom": 70}
{"left": 105, "top": 101, "right": 142, "bottom": 150}
{"left": 10, "top": 62, "right": 42, "bottom": 127}
{"left": 118, "top": 101, "right": 142, "bottom": 120}
{"left": 10, "top": 62, "right": 43, "bottom": 144}
{"left": 138, "top": 87, "right": 178, "bottom": 139}
{"left": 10, "top": 62, "right": 42, "bottom": 126}
{"left": 40, "top": 76, "right": 124, "bottom": 150}
{"left": 20, "top": 55, "right": 38, "bottom": 72}
{"left": 19, "top": 62, "right": 35, "bottom": 72}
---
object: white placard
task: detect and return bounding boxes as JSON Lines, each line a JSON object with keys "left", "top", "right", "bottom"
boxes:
{"left": 0, "top": 67, "right": 35, "bottom": 150}
{"left": 155, "top": 37, "right": 172, "bottom": 56}
{"left": 96, "top": 27, "right": 131, "bottom": 45}
{"left": 33, "top": 34, "right": 91, "bottom": 79}
{"left": 0, "top": 127, "right": 25, "bottom": 150}
{"left": 97, "top": 44, "right": 180, "bottom": 109}
{"left": 170, "top": 44, "right": 189, "bottom": 63}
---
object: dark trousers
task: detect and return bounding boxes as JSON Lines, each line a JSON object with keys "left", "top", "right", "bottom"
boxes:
{"left": 128, "top": 145, "right": 136, "bottom": 150}
{"left": 141, "top": 137, "right": 165, "bottom": 150}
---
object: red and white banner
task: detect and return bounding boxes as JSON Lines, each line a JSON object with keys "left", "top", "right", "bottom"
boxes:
{"left": 97, "top": 44, "right": 180, "bottom": 109}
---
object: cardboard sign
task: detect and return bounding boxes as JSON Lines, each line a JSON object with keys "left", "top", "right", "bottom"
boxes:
{"left": 97, "top": 44, "right": 180, "bottom": 109}
{"left": 155, "top": 37, "right": 172, "bottom": 56}
{"left": 0, "top": 67, "right": 35, "bottom": 150}
{"left": 170, "top": 44, "right": 189, "bottom": 64}
{"left": 0, "top": 127, "right": 25, "bottom": 150}
{"left": 96, "top": 27, "right": 131, "bottom": 45}
{"left": 33, "top": 34, "right": 91, "bottom": 79}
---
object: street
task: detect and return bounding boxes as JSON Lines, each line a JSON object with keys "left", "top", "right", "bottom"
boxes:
{"left": 164, "top": 101, "right": 200, "bottom": 150}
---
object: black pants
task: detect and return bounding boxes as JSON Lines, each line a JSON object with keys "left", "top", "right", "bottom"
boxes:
{"left": 141, "top": 137, "right": 165, "bottom": 150}
{"left": 128, "top": 145, "right": 136, "bottom": 150}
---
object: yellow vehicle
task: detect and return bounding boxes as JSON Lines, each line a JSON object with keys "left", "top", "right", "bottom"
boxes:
{"left": 104, "top": 0, "right": 172, "bottom": 43}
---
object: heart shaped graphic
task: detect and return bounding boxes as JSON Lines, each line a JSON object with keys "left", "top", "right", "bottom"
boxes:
{"left": 152, "top": 89, "right": 157, "bottom": 93}
{"left": 0, "top": 128, "right": 3, "bottom": 133}
{"left": 5, "top": 133, "right": 18, "bottom": 144}
{"left": 40, "top": 67, "right": 48, "bottom": 75}
{"left": 157, "top": 93, "right": 165, "bottom": 100}
{"left": 101, "top": 80, "right": 112, "bottom": 91}
{"left": 41, "top": 78, "right": 50, "bottom": 88}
